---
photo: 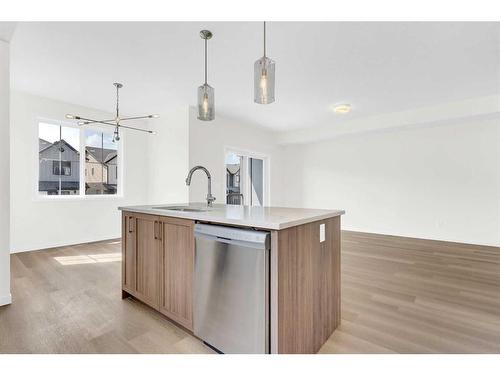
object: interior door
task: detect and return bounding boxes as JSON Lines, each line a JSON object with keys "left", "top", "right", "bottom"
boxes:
{"left": 135, "top": 213, "right": 161, "bottom": 309}
{"left": 159, "top": 217, "right": 194, "bottom": 331}
{"left": 249, "top": 157, "right": 264, "bottom": 206}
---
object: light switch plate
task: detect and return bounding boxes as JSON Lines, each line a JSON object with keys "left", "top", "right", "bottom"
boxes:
{"left": 320, "top": 223, "right": 325, "bottom": 242}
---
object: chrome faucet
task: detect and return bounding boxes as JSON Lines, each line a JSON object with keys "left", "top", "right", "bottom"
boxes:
{"left": 185, "top": 166, "right": 216, "bottom": 207}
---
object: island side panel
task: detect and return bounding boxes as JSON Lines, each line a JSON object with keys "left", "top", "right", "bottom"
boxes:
{"left": 276, "top": 216, "right": 341, "bottom": 354}
{"left": 270, "top": 230, "right": 279, "bottom": 354}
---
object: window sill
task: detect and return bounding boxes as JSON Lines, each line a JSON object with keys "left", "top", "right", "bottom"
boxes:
{"left": 33, "top": 194, "right": 124, "bottom": 202}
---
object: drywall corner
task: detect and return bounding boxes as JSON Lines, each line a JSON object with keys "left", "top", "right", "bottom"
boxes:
{"left": 0, "top": 40, "right": 11, "bottom": 305}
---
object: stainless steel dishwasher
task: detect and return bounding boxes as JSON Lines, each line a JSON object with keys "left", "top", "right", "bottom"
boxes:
{"left": 193, "top": 223, "right": 270, "bottom": 354}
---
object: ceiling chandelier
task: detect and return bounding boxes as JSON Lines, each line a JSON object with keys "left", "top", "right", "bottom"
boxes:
{"left": 197, "top": 30, "right": 215, "bottom": 121}
{"left": 65, "top": 82, "right": 159, "bottom": 142}
{"left": 254, "top": 21, "right": 275, "bottom": 104}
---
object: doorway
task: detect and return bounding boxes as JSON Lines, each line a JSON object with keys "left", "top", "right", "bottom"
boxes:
{"left": 224, "top": 149, "right": 269, "bottom": 206}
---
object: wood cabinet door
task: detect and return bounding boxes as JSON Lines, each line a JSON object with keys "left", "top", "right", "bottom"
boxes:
{"left": 159, "top": 217, "right": 194, "bottom": 331}
{"left": 135, "top": 213, "right": 161, "bottom": 309}
{"left": 122, "top": 212, "right": 137, "bottom": 294}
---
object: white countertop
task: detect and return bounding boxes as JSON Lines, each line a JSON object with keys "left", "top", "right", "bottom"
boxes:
{"left": 119, "top": 203, "right": 345, "bottom": 230}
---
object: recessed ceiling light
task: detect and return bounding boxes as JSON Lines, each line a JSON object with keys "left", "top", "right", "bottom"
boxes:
{"left": 332, "top": 103, "right": 352, "bottom": 114}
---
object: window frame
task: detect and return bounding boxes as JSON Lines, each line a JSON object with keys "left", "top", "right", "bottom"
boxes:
{"left": 34, "top": 117, "right": 124, "bottom": 201}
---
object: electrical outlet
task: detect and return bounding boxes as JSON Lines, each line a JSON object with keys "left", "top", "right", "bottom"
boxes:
{"left": 320, "top": 223, "right": 325, "bottom": 242}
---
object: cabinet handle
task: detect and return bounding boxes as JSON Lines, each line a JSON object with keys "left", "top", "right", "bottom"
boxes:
{"left": 154, "top": 221, "right": 162, "bottom": 241}
{"left": 128, "top": 217, "right": 134, "bottom": 233}
{"left": 154, "top": 221, "right": 158, "bottom": 240}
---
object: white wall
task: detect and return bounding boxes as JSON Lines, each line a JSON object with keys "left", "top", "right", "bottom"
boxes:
{"left": 188, "top": 106, "right": 283, "bottom": 206}
{"left": 10, "top": 91, "right": 151, "bottom": 253}
{"left": 9, "top": 94, "right": 499, "bottom": 253}
{"left": 147, "top": 106, "right": 189, "bottom": 204}
{"left": 280, "top": 118, "right": 500, "bottom": 247}
{"left": 0, "top": 41, "right": 11, "bottom": 305}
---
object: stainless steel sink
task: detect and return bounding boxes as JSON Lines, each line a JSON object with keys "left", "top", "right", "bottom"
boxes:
{"left": 153, "top": 206, "right": 208, "bottom": 212}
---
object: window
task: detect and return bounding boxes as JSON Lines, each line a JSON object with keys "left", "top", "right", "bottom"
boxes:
{"left": 84, "top": 129, "right": 118, "bottom": 195}
{"left": 38, "top": 122, "right": 120, "bottom": 197}
{"left": 39, "top": 122, "right": 80, "bottom": 195}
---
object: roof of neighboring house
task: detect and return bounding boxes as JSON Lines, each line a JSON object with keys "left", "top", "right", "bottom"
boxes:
{"left": 39, "top": 139, "right": 80, "bottom": 155}
{"left": 39, "top": 138, "right": 52, "bottom": 151}
{"left": 103, "top": 152, "right": 117, "bottom": 164}
{"left": 39, "top": 138, "right": 117, "bottom": 165}
{"left": 86, "top": 147, "right": 117, "bottom": 164}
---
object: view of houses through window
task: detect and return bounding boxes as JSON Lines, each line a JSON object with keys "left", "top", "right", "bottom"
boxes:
{"left": 84, "top": 129, "right": 118, "bottom": 195}
{"left": 38, "top": 122, "right": 119, "bottom": 196}
{"left": 39, "top": 123, "right": 80, "bottom": 195}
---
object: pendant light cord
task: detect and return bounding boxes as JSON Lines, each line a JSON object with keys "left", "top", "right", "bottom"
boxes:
{"left": 263, "top": 21, "right": 266, "bottom": 58}
{"left": 204, "top": 38, "right": 208, "bottom": 85}
{"left": 116, "top": 84, "right": 120, "bottom": 118}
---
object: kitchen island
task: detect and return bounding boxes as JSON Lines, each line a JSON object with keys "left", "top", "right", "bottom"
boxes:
{"left": 119, "top": 203, "right": 345, "bottom": 354}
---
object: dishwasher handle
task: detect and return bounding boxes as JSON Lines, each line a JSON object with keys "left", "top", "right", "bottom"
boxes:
{"left": 194, "top": 224, "right": 270, "bottom": 250}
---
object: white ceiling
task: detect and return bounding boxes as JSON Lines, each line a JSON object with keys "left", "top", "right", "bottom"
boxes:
{"left": 9, "top": 22, "right": 500, "bottom": 132}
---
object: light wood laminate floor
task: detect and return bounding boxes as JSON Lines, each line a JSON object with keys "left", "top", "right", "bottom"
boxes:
{"left": 1, "top": 232, "right": 500, "bottom": 353}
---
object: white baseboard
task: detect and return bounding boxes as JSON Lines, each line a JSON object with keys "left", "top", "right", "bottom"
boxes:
{"left": 0, "top": 293, "right": 12, "bottom": 306}
{"left": 341, "top": 227, "right": 500, "bottom": 248}
{"left": 10, "top": 235, "right": 121, "bottom": 254}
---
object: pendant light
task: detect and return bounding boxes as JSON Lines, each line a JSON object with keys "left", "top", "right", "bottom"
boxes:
{"left": 198, "top": 30, "right": 215, "bottom": 121}
{"left": 254, "top": 21, "right": 275, "bottom": 104}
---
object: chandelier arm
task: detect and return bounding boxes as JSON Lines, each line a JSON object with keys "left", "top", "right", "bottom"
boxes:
{"left": 116, "top": 123, "right": 155, "bottom": 133}
{"left": 77, "top": 116, "right": 153, "bottom": 133}
{"left": 80, "top": 119, "right": 115, "bottom": 125}
{"left": 68, "top": 83, "right": 156, "bottom": 138}
{"left": 119, "top": 115, "right": 157, "bottom": 121}
{"left": 76, "top": 117, "right": 118, "bottom": 127}
{"left": 91, "top": 121, "right": 118, "bottom": 127}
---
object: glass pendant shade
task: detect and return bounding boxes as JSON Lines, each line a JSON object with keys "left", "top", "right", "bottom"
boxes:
{"left": 197, "top": 83, "right": 215, "bottom": 121}
{"left": 254, "top": 56, "right": 275, "bottom": 104}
